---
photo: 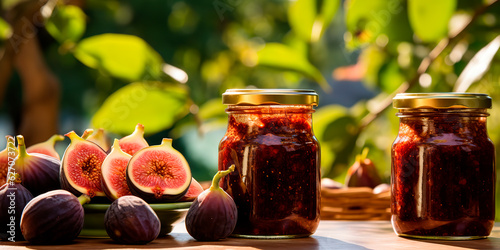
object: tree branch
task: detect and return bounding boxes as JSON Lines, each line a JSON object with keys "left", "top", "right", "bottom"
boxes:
{"left": 358, "top": 0, "right": 499, "bottom": 130}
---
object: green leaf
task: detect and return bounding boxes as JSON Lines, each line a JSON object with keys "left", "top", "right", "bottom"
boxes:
{"left": 316, "top": 0, "right": 341, "bottom": 40}
{"left": 198, "top": 98, "right": 226, "bottom": 121}
{"left": 345, "top": 0, "right": 409, "bottom": 47}
{"left": 0, "top": 17, "right": 12, "bottom": 40}
{"left": 378, "top": 59, "right": 406, "bottom": 93}
{"left": 288, "top": 0, "right": 316, "bottom": 42}
{"left": 74, "top": 34, "right": 164, "bottom": 81}
{"left": 408, "top": 0, "right": 456, "bottom": 42}
{"left": 45, "top": 5, "right": 86, "bottom": 44}
{"left": 313, "top": 105, "right": 357, "bottom": 178}
{"left": 288, "top": 0, "right": 340, "bottom": 42}
{"left": 454, "top": 35, "right": 500, "bottom": 92}
{"left": 257, "top": 43, "right": 330, "bottom": 91}
{"left": 91, "top": 82, "right": 190, "bottom": 135}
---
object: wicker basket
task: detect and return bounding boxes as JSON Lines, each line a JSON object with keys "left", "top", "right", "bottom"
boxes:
{"left": 321, "top": 187, "right": 391, "bottom": 220}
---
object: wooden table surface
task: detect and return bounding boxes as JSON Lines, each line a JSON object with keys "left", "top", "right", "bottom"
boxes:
{"left": 2, "top": 220, "right": 500, "bottom": 249}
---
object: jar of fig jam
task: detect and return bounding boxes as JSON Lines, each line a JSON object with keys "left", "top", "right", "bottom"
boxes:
{"left": 218, "top": 89, "right": 320, "bottom": 239}
{"left": 391, "top": 93, "right": 495, "bottom": 240}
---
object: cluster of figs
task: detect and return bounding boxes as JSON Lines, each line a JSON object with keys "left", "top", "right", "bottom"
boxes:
{"left": 0, "top": 124, "right": 216, "bottom": 245}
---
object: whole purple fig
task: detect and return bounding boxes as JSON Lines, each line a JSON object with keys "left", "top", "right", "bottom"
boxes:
{"left": 104, "top": 195, "right": 160, "bottom": 244}
{"left": 15, "top": 135, "right": 60, "bottom": 196}
{"left": 20, "top": 190, "right": 90, "bottom": 244}
{"left": 185, "top": 165, "right": 237, "bottom": 241}
{"left": 0, "top": 173, "right": 34, "bottom": 241}
{"left": 345, "top": 148, "right": 382, "bottom": 189}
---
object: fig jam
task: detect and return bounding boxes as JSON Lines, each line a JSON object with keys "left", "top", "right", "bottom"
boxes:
{"left": 391, "top": 93, "right": 495, "bottom": 240}
{"left": 219, "top": 89, "right": 320, "bottom": 239}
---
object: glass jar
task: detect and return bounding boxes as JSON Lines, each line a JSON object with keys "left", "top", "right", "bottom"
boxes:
{"left": 218, "top": 89, "right": 320, "bottom": 239}
{"left": 391, "top": 93, "right": 495, "bottom": 240}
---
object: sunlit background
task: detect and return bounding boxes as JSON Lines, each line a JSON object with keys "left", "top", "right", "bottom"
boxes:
{"left": 1, "top": 0, "right": 500, "bottom": 217}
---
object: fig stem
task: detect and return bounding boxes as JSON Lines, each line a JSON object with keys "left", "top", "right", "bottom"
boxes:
{"left": 65, "top": 131, "right": 84, "bottom": 141}
{"left": 81, "top": 129, "right": 94, "bottom": 140}
{"left": 16, "top": 135, "right": 28, "bottom": 159}
{"left": 357, "top": 148, "right": 370, "bottom": 163}
{"left": 77, "top": 194, "right": 91, "bottom": 205}
{"left": 161, "top": 138, "right": 173, "bottom": 147}
{"left": 47, "top": 134, "right": 65, "bottom": 145}
{"left": 210, "top": 165, "right": 235, "bottom": 191}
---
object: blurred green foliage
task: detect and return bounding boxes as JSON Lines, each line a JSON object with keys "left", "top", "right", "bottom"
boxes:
{"left": 2, "top": 0, "right": 500, "bottom": 218}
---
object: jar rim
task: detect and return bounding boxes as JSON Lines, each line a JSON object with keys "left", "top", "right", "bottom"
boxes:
{"left": 222, "top": 89, "right": 318, "bottom": 106}
{"left": 393, "top": 93, "right": 492, "bottom": 109}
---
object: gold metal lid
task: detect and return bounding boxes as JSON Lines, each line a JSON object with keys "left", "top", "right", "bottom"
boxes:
{"left": 393, "top": 93, "right": 492, "bottom": 109}
{"left": 222, "top": 89, "right": 318, "bottom": 106}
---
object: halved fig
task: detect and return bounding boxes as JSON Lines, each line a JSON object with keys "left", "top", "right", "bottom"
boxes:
{"left": 101, "top": 139, "right": 132, "bottom": 201}
{"left": 119, "top": 123, "right": 149, "bottom": 156}
{"left": 61, "top": 131, "right": 107, "bottom": 198}
{"left": 126, "top": 138, "right": 191, "bottom": 203}
{"left": 15, "top": 135, "right": 61, "bottom": 196}
{"left": 179, "top": 178, "right": 204, "bottom": 202}
{"left": 87, "top": 128, "right": 111, "bottom": 152}
{"left": 0, "top": 136, "right": 16, "bottom": 187}
{"left": 26, "top": 134, "right": 64, "bottom": 160}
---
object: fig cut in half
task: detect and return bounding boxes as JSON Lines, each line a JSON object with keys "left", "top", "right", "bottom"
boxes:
{"left": 101, "top": 139, "right": 132, "bottom": 201}
{"left": 26, "top": 134, "right": 64, "bottom": 160}
{"left": 61, "top": 131, "right": 107, "bottom": 198}
{"left": 126, "top": 138, "right": 191, "bottom": 203}
{"left": 179, "top": 178, "right": 204, "bottom": 202}
{"left": 87, "top": 128, "right": 111, "bottom": 152}
{"left": 119, "top": 123, "right": 149, "bottom": 156}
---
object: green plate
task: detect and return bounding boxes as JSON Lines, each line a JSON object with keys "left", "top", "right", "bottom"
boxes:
{"left": 80, "top": 202, "right": 192, "bottom": 238}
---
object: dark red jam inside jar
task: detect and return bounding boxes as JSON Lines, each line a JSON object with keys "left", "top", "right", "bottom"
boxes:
{"left": 218, "top": 89, "right": 320, "bottom": 239}
{"left": 391, "top": 93, "right": 495, "bottom": 240}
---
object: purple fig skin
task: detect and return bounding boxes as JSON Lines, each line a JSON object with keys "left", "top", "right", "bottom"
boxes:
{"left": 15, "top": 135, "right": 61, "bottom": 197}
{"left": 0, "top": 175, "right": 34, "bottom": 241}
{"left": 345, "top": 149, "right": 382, "bottom": 189}
{"left": 104, "top": 195, "right": 160, "bottom": 244}
{"left": 185, "top": 165, "right": 237, "bottom": 241}
{"left": 345, "top": 158, "right": 382, "bottom": 188}
{"left": 20, "top": 190, "right": 90, "bottom": 245}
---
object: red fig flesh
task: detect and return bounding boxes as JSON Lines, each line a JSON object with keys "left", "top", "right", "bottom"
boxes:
{"left": 87, "top": 128, "right": 111, "bottom": 152}
{"left": 185, "top": 165, "right": 237, "bottom": 241}
{"left": 104, "top": 195, "right": 160, "bottom": 244}
{"left": 0, "top": 174, "right": 34, "bottom": 241}
{"left": 179, "top": 177, "right": 204, "bottom": 202}
{"left": 20, "top": 190, "right": 90, "bottom": 244}
{"left": 119, "top": 123, "right": 149, "bottom": 156}
{"left": 61, "top": 131, "right": 107, "bottom": 198}
{"left": 0, "top": 136, "right": 16, "bottom": 187}
{"left": 26, "top": 134, "right": 64, "bottom": 160}
{"left": 126, "top": 138, "right": 191, "bottom": 203}
{"left": 101, "top": 139, "right": 132, "bottom": 201}
{"left": 14, "top": 135, "right": 61, "bottom": 197}
{"left": 345, "top": 149, "right": 382, "bottom": 189}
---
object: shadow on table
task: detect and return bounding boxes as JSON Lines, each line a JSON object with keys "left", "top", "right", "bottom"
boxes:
{"left": 16, "top": 234, "right": 368, "bottom": 250}
{"left": 404, "top": 236, "right": 500, "bottom": 250}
